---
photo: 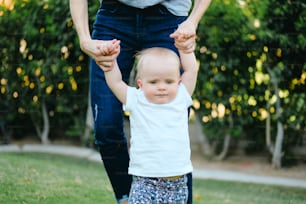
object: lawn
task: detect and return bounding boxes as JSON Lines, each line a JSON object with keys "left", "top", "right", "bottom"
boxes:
{"left": 0, "top": 153, "right": 115, "bottom": 204}
{"left": 0, "top": 153, "right": 305, "bottom": 204}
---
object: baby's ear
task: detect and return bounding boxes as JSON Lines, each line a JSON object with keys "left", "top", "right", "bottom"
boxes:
{"left": 136, "top": 79, "right": 143, "bottom": 88}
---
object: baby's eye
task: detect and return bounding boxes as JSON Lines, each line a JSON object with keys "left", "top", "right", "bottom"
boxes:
{"left": 165, "top": 79, "right": 175, "bottom": 84}
{"left": 149, "top": 80, "right": 157, "bottom": 84}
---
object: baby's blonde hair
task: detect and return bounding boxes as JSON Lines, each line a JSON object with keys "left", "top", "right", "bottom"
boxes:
{"left": 135, "top": 47, "right": 180, "bottom": 79}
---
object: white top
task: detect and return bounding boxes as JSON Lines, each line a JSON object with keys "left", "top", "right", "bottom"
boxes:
{"left": 124, "top": 84, "right": 193, "bottom": 177}
{"left": 101, "top": 0, "right": 192, "bottom": 16}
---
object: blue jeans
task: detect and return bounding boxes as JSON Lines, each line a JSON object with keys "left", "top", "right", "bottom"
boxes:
{"left": 90, "top": 0, "right": 191, "bottom": 203}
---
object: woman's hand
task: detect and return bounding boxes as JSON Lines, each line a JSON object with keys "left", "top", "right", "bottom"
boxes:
{"left": 79, "top": 39, "right": 120, "bottom": 71}
{"left": 170, "top": 20, "right": 197, "bottom": 53}
{"left": 95, "top": 39, "right": 121, "bottom": 72}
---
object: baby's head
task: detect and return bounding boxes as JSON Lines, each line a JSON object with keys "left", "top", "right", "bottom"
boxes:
{"left": 136, "top": 47, "right": 180, "bottom": 80}
{"left": 135, "top": 47, "right": 181, "bottom": 104}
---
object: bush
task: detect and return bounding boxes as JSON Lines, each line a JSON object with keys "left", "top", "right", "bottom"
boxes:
{"left": 0, "top": 0, "right": 98, "bottom": 141}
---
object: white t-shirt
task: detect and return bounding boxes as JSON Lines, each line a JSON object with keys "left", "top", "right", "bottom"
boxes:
{"left": 101, "top": 0, "right": 192, "bottom": 16}
{"left": 124, "top": 84, "right": 193, "bottom": 177}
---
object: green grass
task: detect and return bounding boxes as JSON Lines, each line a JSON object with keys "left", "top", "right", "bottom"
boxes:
{"left": 193, "top": 179, "right": 306, "bottom": 204}
{"left": 1, "top": 153, "right": 306, "bottom": 204}
{"left": 0, "top": 153, "right": 115, "bottom": 204}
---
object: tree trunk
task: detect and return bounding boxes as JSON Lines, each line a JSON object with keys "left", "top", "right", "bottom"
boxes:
{"left": 82, "top": 94, "right": 94, "bottom": 146}
{"left": 40, "top": 99, "right": 50, "bottom": 144}
{"left": 215, "top": 114, "right": 233, "bottom": 161}
{"left": 82, "top": 60, "right": 94, "bottom": 146}
{"left": 272, "top": 121, "right": 284, "bottom": 168}
{"left": 32, "top": 99, "right": 50, "bottom": 144}
{"left": 266, "top": 100, "right": 274, "bottom": 154}
{"left": 269, "top": 69, "right": 284, "bottom": 169}
{"left": 191, "top": 110, "right": 212, "bottom": 157}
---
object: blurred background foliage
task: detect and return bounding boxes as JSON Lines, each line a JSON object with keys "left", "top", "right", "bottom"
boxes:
{"left": 0, "top": 0, "right": 95, "bottom": 142}
{"left": 0, "top": 0, "right": 305, "bottom": 167}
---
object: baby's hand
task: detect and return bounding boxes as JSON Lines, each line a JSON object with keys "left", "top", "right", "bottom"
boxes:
{"left": 98, "top": 39, "right": 120, "bottom": 55}
{"left": 170, "top": 20, "right": 196, "bottom": 53}
{"left": 95, "top": 39, "right": 121, "bottom": 72}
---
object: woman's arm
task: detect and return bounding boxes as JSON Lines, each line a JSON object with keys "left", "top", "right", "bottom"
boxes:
{"left": 170, "top": 0, "right": 212, "bottom": 53}
{"left": 69, "top": 0, "right": 94, "bottom": 55}
{"left": 69, "top": 0, "right": 91, "bottom": 44}
{"left": 187, "top": 0, "right": 212, "bottom": 29}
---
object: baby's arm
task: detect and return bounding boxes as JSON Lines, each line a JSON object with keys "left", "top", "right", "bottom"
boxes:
{"left": 98, "top": 40, "right": 128, "bottom": 104}
{"left": 179, "top": 50, "right": 198, "bottom": 96}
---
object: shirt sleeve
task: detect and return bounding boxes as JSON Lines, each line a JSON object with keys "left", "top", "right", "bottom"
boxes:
{"left": 123, "top": 86, "right": 137, "bottom": 112}
{"left": 180, "top": 84, "right": 193, "bottom": 108}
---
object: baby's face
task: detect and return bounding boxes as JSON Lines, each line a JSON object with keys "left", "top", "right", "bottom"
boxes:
{"left": 137, "top": 58, "right": 180, "bottom": 104}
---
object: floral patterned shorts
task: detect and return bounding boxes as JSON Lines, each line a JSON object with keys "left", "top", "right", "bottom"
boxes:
{"left": 128, "top": 175, "right": 188, "bottom": 204}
